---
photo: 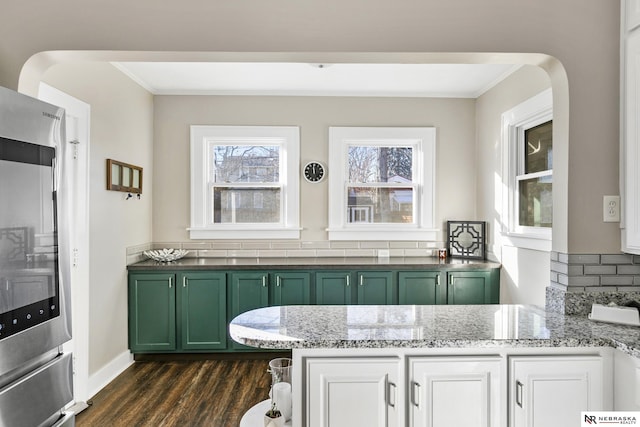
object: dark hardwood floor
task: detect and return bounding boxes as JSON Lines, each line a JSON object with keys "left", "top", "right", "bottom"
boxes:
{"left": 76, "top": 354, "right": 287, "bottom": 427}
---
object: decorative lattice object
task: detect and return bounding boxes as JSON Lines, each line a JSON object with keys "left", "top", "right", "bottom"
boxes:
{"left": 447, "top": 221, "right": 486, "bottom": 259}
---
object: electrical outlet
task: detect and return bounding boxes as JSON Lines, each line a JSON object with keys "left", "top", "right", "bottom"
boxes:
{"left": 603, "top": 195, "right": 620, "bottom": 222}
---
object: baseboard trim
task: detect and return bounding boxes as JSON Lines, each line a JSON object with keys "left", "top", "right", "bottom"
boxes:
{"left": 87, "top": 350, "right": 134, "bottom": 399}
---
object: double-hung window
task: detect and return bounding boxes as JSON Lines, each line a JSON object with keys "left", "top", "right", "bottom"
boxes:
{"left": 502, "top": 89, "right": 553, "bottom": 250}
{"left": 328, "top": 127, "right": 436, "bottom": 241}
{"left": 190, "top": 126, "right": 300, "bottom": 239}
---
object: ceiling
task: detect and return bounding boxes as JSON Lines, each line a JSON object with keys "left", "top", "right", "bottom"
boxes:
{"left": 112, "top": 62, "right": 521, "bottom": 98}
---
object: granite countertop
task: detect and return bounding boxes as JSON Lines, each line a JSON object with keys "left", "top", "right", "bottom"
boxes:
{"left": 229, "top": 304, "right": 640, "bottom": 358}
{"left": 127, "top": 256, "right": 500, "bottom": 271}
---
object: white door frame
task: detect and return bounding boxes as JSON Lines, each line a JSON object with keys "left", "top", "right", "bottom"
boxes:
{"left": 38, "top": 83, "right": 91, "bottom": 406}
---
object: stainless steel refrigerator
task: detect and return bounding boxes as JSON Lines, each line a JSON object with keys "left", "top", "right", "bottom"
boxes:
{"left": 0, "top": 86, "right": 74, "bottom": 427}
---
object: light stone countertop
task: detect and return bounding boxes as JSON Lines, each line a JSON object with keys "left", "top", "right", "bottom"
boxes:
{"left": 229, "top": 304, "right": 640, "bottom": 358}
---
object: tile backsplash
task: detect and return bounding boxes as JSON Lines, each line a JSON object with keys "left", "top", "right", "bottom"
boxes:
{"left": 126, "top": 240, "right": 446, "bottom": 265}
{"left": 547, "top": 251, "right": 640, "bottom": 315}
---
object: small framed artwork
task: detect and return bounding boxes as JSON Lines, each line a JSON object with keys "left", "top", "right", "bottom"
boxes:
{"left": 447, "top": 220, "right": 486, "bottom": 259}
{"left": 106, "top": 159, "right": 143, "bottom": 194}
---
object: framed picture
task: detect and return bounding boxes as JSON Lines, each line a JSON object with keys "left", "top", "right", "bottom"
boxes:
{"left": 447, "top": 220, "right": 486, "bottom": 259}
{"left": 106, "top": 159, "right": 143, "bottom": 194}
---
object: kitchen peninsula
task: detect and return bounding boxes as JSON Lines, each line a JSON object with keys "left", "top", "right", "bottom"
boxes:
{"left": 230, "top": 304, "right": 640, "bottom": 427}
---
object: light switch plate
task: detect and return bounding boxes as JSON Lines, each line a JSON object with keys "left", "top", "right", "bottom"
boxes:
{"left": 603, "top": 195, "right": 620, "bottom": 222}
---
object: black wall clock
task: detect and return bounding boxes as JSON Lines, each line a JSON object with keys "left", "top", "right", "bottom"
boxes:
{"left": 303, "top": 161, "right": 326, "bottom": 183}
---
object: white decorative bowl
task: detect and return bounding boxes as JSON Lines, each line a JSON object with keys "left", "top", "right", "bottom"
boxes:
{"left": 143, "top": 248, "right": 189, "bottom": 262}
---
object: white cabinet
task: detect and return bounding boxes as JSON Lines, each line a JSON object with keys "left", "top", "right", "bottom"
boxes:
{"left": 622, "top": 0, "right": 640, "bottom": 253}
{"left": 626, "top": 0, "right": 640, "bottom": 32}
{"left": 408, "top": 357, "right": 502, "bottom": 427}
{"left": 305, "top": 357, "right": 401, "bottom": 427}
{"left": 509, "top": 356, "right": 604, "bottom": 427}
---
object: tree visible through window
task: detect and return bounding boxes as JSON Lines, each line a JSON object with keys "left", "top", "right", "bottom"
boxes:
{"left": 328, "top": 127, "right": 436, "bottom": 241}
{"left": 347, "top": 146, "right": 414, "bottom": 224}
{"left": 190, "top": 125, "right": 300, "bottom": 239}
{"left": 212, "top": 145, "right": 281, "bottom": 224}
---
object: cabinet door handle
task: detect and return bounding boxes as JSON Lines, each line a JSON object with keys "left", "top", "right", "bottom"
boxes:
{"left": 346, "top": 275, "right": 350, "bottom": 286}
{"left": 449, "top": 274, "right": 453, "bottom": 286}
{"left": 276, "top": 276, "right": 281, "bottom": 287}
{"left": 516, "top": 380, "right": 524, "bottom": 408}
{"left": 436, "top": 274, "right": 440, "bottom": 286}
{"left": 168, "top": 277, "right": 172, "bottom": 288}
{"left": 411, "top": 381, "right": 421, "bottom": 407}
{"left": 183, "top": 277, "right": 187, "bottom": 288}
{"left": 262, "top": 276, "right": 267, "bottom": 287}
{"left": 387, "top": 381, "right": 397, "bottom": 408}
{"left": 359, "top": 275, "right": 364, "bottom": 286}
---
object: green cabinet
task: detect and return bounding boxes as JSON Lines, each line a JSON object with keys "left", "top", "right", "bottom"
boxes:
{"left": 128, "top": 265, "right": 499, "bottom": 354}
{"left": 315, "top": 271, "right": 394, "bottom": 305}
{"left": 398, "top": 270, "right": 499, "bottom": 305}
{"left": 356, "top": 271, "right": 395, "bottom": 305}
{"left": 315, "top": 271, "right": 353, "bottom": 305}
{"left": 128, "top": 271, "right": 227, "bottom": 353}
{"left": 272, "top": 271, "right": 312, "bottom": 306}
{"left": 229, "top": 271, "right": 312, "bottom": 349}
{"left": 446, "top": 270, "right": 500, "bottom": 304}
{"left": 178, "top": 272, "right": 227, "bottom": 350}
{"left": 398, "top": 271, "right": 443, "bottom": 305}
{"left": 128, "top": 273, "right": 176, "bottom": 352}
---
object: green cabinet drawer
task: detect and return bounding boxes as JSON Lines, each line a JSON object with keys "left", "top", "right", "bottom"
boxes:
{"left": 398, "top": 271, "right": 443, "bottom": 305}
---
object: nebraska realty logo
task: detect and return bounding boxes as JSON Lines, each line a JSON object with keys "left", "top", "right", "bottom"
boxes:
{"left": 582, "top": 412, "right": 640, "bottom": 425}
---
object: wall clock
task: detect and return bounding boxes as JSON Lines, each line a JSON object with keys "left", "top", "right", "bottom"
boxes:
{"left": 303, "top": 161, "right": 326, "bottom": 183}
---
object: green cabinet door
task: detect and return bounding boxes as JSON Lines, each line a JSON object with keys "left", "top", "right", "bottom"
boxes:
{"left": 398, "top": 271, "right": 443, "bottom": 305}
{"left": 272, "top": 271, "right": 312, "bottom": 305}
{"left": 315, "top": 271, "right": 353, "bottom": 305}
{"left": 178, "top": 272, "right": 227, "bottom": 351}
{"left": 356, "top": 271, "right": 395, "bottom": 305}
{"left": 446, "top": 270, "right": 500, "bottom": 304}
{"left": 128, "top": 273, "right": 176, "bottom": 352}
{"left": 229, "top": 272, "right": 270, "bottom": 349}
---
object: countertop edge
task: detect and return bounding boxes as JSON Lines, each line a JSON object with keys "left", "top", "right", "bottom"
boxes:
{"left": 127, "top": 256, "right": 501, "bottom": 271}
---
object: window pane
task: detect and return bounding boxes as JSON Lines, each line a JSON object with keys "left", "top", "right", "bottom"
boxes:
{"left": 348, "top": 146, "right": 413, "bottom": 183}
{"left": 519, "top": 177, "right": 552, "bottom": 228}
{"left": 524, "top": 121, "right": 552, "bottom": 174}
{"left": 347, "top": 187, "right": 413, "bottom": 224}
{"left": 213, "top": 145, "right": 280, "bottom": 183}
{"left": 213, "top": 187, "right": 280, "bottom": 223}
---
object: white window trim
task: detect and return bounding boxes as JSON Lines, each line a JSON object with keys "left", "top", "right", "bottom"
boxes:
{"left": 189, "top": 125, "right": 300, "bottom": 239}
{"left": 327, "top": 126, "right": 437, "bottom": 241}
{"left": 501, "top": 89, "right": 553, "bottom": 251}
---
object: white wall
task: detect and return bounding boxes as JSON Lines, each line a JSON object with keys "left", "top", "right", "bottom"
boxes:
{"left": 476, "top": 65, "right": 552, "bottom": 306}
{"left": 41, "top": 62, "right": 154, "bottom": 375}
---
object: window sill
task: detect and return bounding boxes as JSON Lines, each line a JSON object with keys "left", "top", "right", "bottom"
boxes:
{"left": 327, "top": 228, "right": 438, "bottom": 241}
{"left": 188, "top": 227, "right": 301, "bottom": 240}
{"left": 501, "top": 232, "right": 552, "bottom": 252}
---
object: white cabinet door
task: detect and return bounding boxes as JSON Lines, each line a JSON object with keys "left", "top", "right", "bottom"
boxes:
{"left": 509, "top": 356, "right": 604, "bottom": 427}
{"left": 623, "top": 28, "right": 640, "bottom": 253}
{"left": 305, "top": 357, "right": 401, "bottom": 427}
{"left": 408, "top": 357, "right": 502, "bottom": 427}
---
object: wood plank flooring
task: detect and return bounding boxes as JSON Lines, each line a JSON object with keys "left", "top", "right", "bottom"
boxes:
{"left": 76, "top": 354, "right": 286, "bottom": 427}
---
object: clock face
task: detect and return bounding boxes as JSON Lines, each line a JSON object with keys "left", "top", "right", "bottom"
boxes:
{"left": 304, "top": 162, "right": 325, "bottom": 183}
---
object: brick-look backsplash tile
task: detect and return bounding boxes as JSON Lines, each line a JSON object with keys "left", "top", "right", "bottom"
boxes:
{"left": 547, "top": 251, "right": 640, "bottom": 314}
